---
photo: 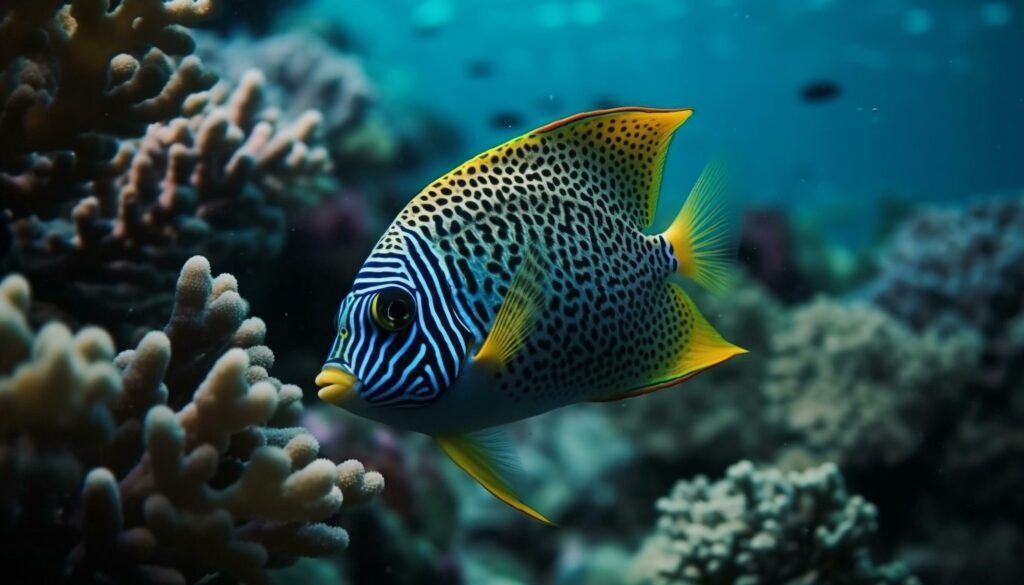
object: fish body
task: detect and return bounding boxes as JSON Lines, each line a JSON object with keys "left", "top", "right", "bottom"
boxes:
{"left": 317, "top": 107, "right": 745, "bottom": 523}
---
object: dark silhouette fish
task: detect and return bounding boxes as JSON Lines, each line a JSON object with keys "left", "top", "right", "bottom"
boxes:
{"left": 488, "top": 111, "right": 525, "bottom": 129}
{"left": 466, "top": 59, "right": 494, "bottom": 79}
{"left": 800, "top": 80, "right": 842, "bottom": 104}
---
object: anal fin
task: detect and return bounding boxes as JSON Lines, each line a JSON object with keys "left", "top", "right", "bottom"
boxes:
{"left": 591, "top": 282, "right": 747, "bottom": 403}
{"left": 435, "top": 429, "right": 554, "bottom": 525}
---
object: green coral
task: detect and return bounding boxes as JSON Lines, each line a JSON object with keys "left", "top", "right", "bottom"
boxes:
{"left": 0, "top": 257, "right": 383, "bottom": 585}
{"left": 628, "top": 461, "right": 918, "bottom": 585}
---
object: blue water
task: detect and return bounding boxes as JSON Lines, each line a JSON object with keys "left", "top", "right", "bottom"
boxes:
{"left": 300, "top": 0, "right": 1023, "bottom": 230}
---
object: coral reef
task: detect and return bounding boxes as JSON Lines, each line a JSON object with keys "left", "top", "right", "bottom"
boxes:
{"left": 7, "top": 69, "right": 337, "bottom": 344}
{"left": 765, "top": 297, "right": 980, "bottom": 468}
{"left": 0, "top": 0, "right": 220, "bottom": 215}
{"left": 865, "top": 194, "right": 1024, "bottom": 336}
{"left": 194, "top": 32, "right": 374, "bottom": 152}
{"left": 0, "top": 256, "right": 382, "bottom": 585}
{"left": 304, "top": 406, "right": 464, "bottom": 585}
{"left": 628, "top": 461, "right": 918, "bottom": 585}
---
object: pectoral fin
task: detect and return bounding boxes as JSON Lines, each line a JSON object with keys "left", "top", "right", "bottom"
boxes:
{"left": 435, "top": 429, "right": 554, "bottom": 525}
{"left": 473, "top": 251, "right": 545, "bottom": 371}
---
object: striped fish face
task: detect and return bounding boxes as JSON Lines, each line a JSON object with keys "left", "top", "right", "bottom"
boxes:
{"left": 323, "top": 227, "right": 473, "bottom": 409}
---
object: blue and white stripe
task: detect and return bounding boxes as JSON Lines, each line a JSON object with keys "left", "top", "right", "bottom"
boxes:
{"left": 325, "top": 226, "right": 474, "bottom": 408}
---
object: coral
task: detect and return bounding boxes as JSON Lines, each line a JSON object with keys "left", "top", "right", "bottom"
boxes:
{"left": 864, "top": 194, "right": 1024, "bottom": 336}
{"left": 0, "top": 256, "right": 382, "bottom": 585}
{"left": 304, "top": 405, "right": 464, "bottom": 585}
{"left": 7, "top": 69, "right": 337, "bottom": 344}
{"left": 628, "top": 461, "right": 918, "bottom": 585}
{"left": 0, "top": 0, "right": 219, "bottom": 214}
{"left": 765, "top": 297, "right": 980, "bottom": 468}
{"left": 194, "top": 32, "right": 374, "bottom": 154}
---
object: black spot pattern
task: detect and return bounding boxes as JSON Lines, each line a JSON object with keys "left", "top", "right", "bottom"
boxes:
{"left": 377, "top": 109, "right": 698, "bottom": 411}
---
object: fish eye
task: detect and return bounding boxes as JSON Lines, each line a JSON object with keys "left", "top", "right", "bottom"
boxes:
{"left": 370, "top": 288, "right": 416, "bottom": 332}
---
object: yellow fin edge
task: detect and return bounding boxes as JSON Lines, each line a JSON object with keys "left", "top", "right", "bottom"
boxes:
{"left": 435, "top": 434, "right": 555, "bottom": 526}
{"left": 534, "top": 107, "right": 693, "bottom": 227}
{"left": 591, "top": 283, "right": 746, "bottom": 403}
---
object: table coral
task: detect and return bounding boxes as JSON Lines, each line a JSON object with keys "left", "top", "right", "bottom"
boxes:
{"left": 765, "top": 297, "right": 980, "bottom": 468}
{"left": 7, "top": 69, "right": 337, "bottom": 344}
{"left": 628, "top": 461, "right": 918, "bottom": 585}
{"left": 0, "top": 256, "right": 382, "bottom": 585}
{"left": 0, "top": 0, "right": 220, "bottom": 215}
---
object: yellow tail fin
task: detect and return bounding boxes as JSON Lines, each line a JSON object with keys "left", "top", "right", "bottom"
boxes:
{"left": 663, "top": 162, "right": 737, "bottom": 295}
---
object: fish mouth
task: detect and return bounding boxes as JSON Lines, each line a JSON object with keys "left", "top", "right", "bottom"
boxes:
{"left": 315, "top": 366, "right": 360, "bottom": 406}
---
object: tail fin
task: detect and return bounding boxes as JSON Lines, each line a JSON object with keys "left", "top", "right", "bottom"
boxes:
{"left": 663, "top": 162, "right": 737, "bottom": 295}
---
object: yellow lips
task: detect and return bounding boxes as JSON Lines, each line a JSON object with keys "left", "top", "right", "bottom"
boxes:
{"left": 315, "top": 367, "right": 359, "bottom": 405}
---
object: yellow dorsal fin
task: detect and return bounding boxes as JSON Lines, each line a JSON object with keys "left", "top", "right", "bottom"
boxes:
{"left": 528, "top": 107, "right": 693, "bottom": 228}
{"left": 664, "top": 161, "right": 738, "bottom": 296}
{"left": 591, "top": 282, "right": 747, "bottom": 403}
{"left": 474, "top": 251, "right": 544, "bottom": 370}
{"left": 435, "top": 430, "right": 554, "bottom": 525}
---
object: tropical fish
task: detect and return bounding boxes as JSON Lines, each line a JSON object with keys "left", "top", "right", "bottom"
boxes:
{"left": 316, "top": 107, "right": 746, "bottom": 524}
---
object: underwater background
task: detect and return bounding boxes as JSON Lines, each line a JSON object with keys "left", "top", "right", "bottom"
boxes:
{"left": 1, "top": 1, "right": 1022, "bottom": 584}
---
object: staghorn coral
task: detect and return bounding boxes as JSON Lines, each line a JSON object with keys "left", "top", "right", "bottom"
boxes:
{"left": 0, "top": 256, "right": 382, "bottom": 585}
{"left": 864, "top": 194, "right": 1024, "bottom": 336}
{"left": 765, "top": 297, "right": 980, "bottom": 469}
{"left": 628, "top": 461, "right": 918, "bottom": 585}
{"left": 0, "top": 0, "right": 219, "bottom": 215}
{"left": 7, "top": 69, "right": 337, "bottom": 344}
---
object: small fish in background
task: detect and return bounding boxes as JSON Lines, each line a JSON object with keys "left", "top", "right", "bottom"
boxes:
{"left": 465, "top": 59, "right": 494, "bottom": 79}
{"left": 800, "top": 79, "right": 842, "bottom": 104}
{"left": 317, "top": 107, "right": 745, "bottom": 523}
{"left": 488, "top": 110, "right": 526, "bottom": 129}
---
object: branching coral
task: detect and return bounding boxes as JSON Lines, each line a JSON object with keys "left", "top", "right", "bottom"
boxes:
{"left": 195, "top": 32, "right": 374, "bottom": 149}
{"left": 765, "top": 297, "right": 980, "bottom": 468}
{"left": 864, "top": 194, "right": 1024, "bottom": 336}
{"left": 0, "top": 0, "right": 221, "bottom": 214}
{"left": 628, "top": 461, "right": 918, "bottom": 585}
{"left": 0, "top": 256, "right": 383, "bottom": 585}
{"left": 7, "top": 70, "right": 337, "bottom": 344}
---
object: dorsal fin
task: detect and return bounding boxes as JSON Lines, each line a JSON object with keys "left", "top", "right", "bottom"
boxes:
{"left": 529, "top": 107, "right": 693, "bottom": 228}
